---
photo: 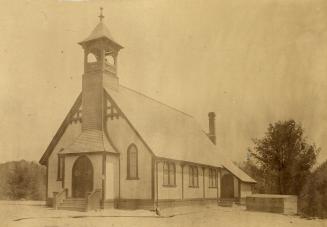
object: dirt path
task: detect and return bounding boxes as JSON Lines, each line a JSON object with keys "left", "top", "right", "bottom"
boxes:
{"left": 1, "top": 201, "right": 326, "bottom": 227}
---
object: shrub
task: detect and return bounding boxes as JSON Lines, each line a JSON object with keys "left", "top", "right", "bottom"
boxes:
{"left": 0, "top": 160, "right": 46, "bottom": 200}
{"left": 299, "top": 161, "right": 327, "bottom": 218}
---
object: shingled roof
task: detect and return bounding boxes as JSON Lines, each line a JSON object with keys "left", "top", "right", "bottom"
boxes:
{"left": 39, "top": 83, "right": 255, "bottom": 183}
{"left": 63, "top": 129, "right": 117, "bottom": 154}
{"left": 105, "top": 85, "right": 256, "bottom": 183}
{"left": 79, "top": 21, "right": 122, "bottom": 48}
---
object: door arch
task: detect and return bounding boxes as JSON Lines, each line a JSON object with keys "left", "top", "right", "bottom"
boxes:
{"left": 72, "top": 156, "right": 94, "bottom": 198}
{"left": 221, "top": 173, "right": 234, "bottom": 198}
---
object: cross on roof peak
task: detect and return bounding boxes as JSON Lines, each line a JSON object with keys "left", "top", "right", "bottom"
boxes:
{"left": 99, "top": 7, "right": 104, "bottom": 22}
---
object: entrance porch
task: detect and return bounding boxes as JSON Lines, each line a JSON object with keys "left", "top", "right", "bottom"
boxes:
{"left": 52, "top": 152, "right": 120, "bottom": 211}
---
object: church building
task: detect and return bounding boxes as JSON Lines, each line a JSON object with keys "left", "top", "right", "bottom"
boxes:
{"left": 39, "top": 9, "right": 255, "bottom": 212}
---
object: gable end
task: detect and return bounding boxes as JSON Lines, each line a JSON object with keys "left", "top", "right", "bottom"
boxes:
{"left": 39, "top": 93, "right": 82, "bottom": 165}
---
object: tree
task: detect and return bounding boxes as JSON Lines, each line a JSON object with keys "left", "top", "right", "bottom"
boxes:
{"left": 0, "top": 160, "right": 46, "bottom": 200}
{"left": 299, "top": 161, "right": 327, "bottom": 218}
{"left": 237, "top": 159, "right": 266, "bottom": 194}
{"left": 248, "top": 120, "right": 319, "bottom": 195}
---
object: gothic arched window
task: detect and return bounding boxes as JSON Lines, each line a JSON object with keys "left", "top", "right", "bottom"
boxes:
{"left": 127, "top": 144, "right": 138, "bottom": 179}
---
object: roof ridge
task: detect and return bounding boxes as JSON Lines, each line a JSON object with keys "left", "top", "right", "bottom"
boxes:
{"left": 119, "top": 85, "right": 193, "bottom": 118}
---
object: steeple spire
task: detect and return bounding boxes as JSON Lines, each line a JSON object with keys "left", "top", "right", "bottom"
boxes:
{"left": 99, "top": 7, "right": 104, "bottom": 22}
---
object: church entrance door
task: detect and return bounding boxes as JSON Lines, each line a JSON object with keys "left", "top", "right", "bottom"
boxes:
{"left": 221, "top": 174, "right": 234, "bottom": 198}
{"left": 72, "top": 156, "right": 93, "bottom": 198}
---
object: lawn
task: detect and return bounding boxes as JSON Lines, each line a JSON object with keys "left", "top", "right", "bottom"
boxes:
{"left": 1, "top": 201, "right": 326, "bottom": 227}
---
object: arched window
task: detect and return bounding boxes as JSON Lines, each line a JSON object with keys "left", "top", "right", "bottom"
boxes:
{"left": 127, "top": 144, "right": 138, "bottom": 179}
{"left": 105, "top": 54, "right": 115, "bottom": 65}
{"left": 163, "top": 161, "right": 176, "bottom": 186}
{"left": 87, "top": 53, "right": 97, "bottom": 63}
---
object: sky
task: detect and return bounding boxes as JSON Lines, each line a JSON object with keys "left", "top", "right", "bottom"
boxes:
{"left": 0, "top": 0, "right": 326, "bottom": 165}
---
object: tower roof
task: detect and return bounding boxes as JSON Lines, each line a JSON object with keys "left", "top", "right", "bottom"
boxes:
{"left": 81, "top": 21, "right": 114, "bottom": 43}
{"left": 79, "top": 8, "right": 123, "bottom": 48}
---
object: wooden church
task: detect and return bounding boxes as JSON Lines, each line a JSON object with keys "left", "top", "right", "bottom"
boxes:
{"left": 39, "top": 9, "right": 255, "bottom": 211}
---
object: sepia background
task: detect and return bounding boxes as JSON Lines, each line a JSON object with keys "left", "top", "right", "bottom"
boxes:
{"left": 0, "top": 0, "right": 326, "bottom": 166}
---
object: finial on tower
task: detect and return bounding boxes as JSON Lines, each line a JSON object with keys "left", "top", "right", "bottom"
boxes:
{"left": 99, "top": 7, "right": 104, "bottom": 22}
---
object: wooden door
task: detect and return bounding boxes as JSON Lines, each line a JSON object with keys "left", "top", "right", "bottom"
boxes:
{"left": 72, "top": 156, "right": 94, "bottom": 198}
{"left": 221, "top": 174, "right": 234, "bottom": 198}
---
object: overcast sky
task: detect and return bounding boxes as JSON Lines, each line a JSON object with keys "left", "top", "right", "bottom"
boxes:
{"left": 0, "top": 0, "right": 326, "bottom": 165}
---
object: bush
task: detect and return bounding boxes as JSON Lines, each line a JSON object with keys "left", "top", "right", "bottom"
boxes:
{"left": 0, "top": 160, "right": 46, "bottom": 200}
{"left": 299, "top": 161, "right": 327, "bottom": 218}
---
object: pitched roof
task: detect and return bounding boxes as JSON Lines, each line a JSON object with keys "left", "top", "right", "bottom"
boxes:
{"left": 39, "top": 94, "right": 82, "bottom": 165}
{"left": 39, "top": 96, "right": 118, "bottom": 165}
{"left": 220, "top": 159, "right": 256, "bottom": 183}
{"left": 80, "top": 22, "right": 122, "bottom": 48}
{"left": 63, "top": 129, "right": 117, "bottom": 154}
{"left": 105, "top": 85, "right": 256, "bottom": 183}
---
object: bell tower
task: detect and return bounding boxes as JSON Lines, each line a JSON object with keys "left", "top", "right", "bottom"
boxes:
{"left": 78, "top": 8, "right": 123, "bottom": 132}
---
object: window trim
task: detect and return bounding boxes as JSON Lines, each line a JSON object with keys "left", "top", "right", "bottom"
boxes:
{"left": 163, "top": 161, "right": 176, "bottom": 187}
{"left": 127, "top": 144, "right": 139, "bottom": 180}
{"left": 189, "top": 165, "right": 199, "bottom": 188}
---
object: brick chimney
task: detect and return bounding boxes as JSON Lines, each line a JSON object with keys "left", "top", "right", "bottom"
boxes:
{"left": 208, "top": 112, "right": 216, "bottom": 144}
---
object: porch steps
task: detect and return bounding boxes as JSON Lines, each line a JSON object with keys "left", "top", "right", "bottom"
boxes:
{"left": 58, "top": 198, "right": 87, "bottom": 212}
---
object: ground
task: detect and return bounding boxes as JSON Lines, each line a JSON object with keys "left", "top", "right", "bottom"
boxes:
{"left": 1, "top": 201, "right": 326, "bottom": 227}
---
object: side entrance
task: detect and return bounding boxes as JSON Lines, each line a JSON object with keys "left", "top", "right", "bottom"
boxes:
{"left": 221, "top": 173, "right": 234, "bottom": 198}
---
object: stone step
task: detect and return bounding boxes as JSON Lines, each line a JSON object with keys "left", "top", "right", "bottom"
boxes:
{"left": 62, "top": 199, "right": 87, "bottom": 203}
{"left": 59, "top": 202, "right": 87, "bottom": 210}
{"left": 57, "top": 197, "right": 89, "bottom": 212}
{"left": 60, "top": 200, "right": 86, "bottom": 204}
{"left": 60, "top": 203, "right": 87, "bottom": 207}
{"left": 62, "top": 198, "right": 87, "bottom": 203}
{"left": 58, "top": 198, "right": 88, "bottom": 212}
{"left": 59, "top": 204, "right": 86, "bottom": 208}
{"left": 60, "top": 204, "right": 86, "bottom": 207}
{"left": 58, "top": 206, "right": 86, "bottom": 212}
{"left": 64, "top": 198, "right": 86, "bottom": 201}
